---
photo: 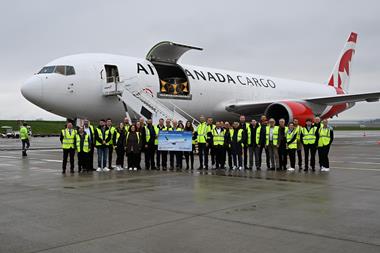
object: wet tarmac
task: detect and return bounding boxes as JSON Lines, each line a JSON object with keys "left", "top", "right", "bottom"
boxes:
{"left": 0, "top": 131, "right": 380, "bottom": 253}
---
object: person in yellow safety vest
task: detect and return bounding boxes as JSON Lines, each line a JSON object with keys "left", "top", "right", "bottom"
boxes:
{"left": 266, "top": 118, "right": 280, "bottom": 170}
{"left": 106, "top": 118, "right": 116, "bottom": 170}
{"left": 125, "top": 124, "right": 142, "bottom": 171}
{"left": 20, "top": 122, "right": 30, "bottom": 157}
{"left": 184, "top": 120, "right": 196, "bottom": 170}
{"left": 94, "top": 119, "right": 111, "bottom": 172}
{"left": 228, "top": 122, "right": 244, "bottom": 170}
{"left": 239, "top": 115, "right": 252, "bottom": 170}
{"left": 155, "top": 118, "right": 165, "bottom": 170}
{"left": 160, "top": 119, "right": 173, "bottom": 170}
{"left": 318, "top": 119, "right": 334, "bottom": 172}
{"left": 123, "top": 117, "right": 131, "bottom": 133}
{"left": 170, "top": 120, "right": 184, "bottom": 170}
{"left": 76, "top": 126, "right": 91, "bottom": 172}
{"left": 114, "top": 122, "right": 126, "bottom": 171}
{"left": 206, "top": 117, "right": 216, "bottom": 170}
{"left": 255, "top": 118, "right": 270, "bottom": 170}
{"left": 277, "top": 118, "right": 288, "bottom": 170}
{"left": 301, "top": 118, "right": 319, "bottom": 172}
{"left": 286, "top": 122, "right": 298, "bottom": 171}
{"left": 60, "top": 121, "right": 77, "bottom": 174}
{"left": 83, "top": 119, "right": 95, "bottom": 171}
{"left": 293, "top": 118, "right": 303, "bottom": 170}
{"left": 197, "top": 115, "right": 208, "bottom": 170}
{"left": 211, "top": 121, "right": 227, "bottom": 170}
{"left": 143, "top": 118, "right": 158, "bottom": 170}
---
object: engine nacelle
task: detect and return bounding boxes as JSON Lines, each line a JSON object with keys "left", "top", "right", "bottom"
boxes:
{"left": 265, "top": 101, "right": 315, "bottom": 126}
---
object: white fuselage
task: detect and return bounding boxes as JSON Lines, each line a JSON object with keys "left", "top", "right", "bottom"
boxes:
{"left": 22, "top": 53, "right": 337, "bottom": 122}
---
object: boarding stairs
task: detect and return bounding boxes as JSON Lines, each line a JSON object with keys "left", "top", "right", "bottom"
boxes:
{"left": 103, "top": 76, "right": 199, "bottom": 126}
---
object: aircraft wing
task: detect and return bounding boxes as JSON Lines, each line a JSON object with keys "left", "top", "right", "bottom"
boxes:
{"left": 225, "top": 91, "right": 380, "bottom": 114}
{"left": 304, "top": 91, "right": 380, "bottom": 105}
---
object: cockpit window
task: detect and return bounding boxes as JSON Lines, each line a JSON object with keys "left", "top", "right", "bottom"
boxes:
{"left": 55, "top": 66, "right": 65, "bottom": 75}
{"left": 37, "top": 65, "right": 76, "bottom": 75}
{"left": 38, "top": 66, "right": 55, "bottom": 74}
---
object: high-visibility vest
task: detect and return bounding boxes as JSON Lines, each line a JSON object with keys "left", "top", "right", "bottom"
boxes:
{"left": 302, "top": 126, "right": 317, "bottom": 145}
{"left": 206, "top": 124, "right": 215, "bottom": 140}
{"left": 114, "top": 130, "right": 123, "bottom": 146}
{"left": 95, "top": 128, "right": 110, "bottom": 147}
{"left": 241, "top": 122, "right": 251, "bottom": 145}
{"left": 294, "top": 125, "right": 302, "bottom": 140}
{"left": 76, "top": 134, "right": 90, "bottom": 153}
{"left": 174, "top": 127, "right": 183, "bottom": 132}
{"left": 144, "top": 125, "right": 158, "bottom": 143}
{"left": 197, "top": 122, "right": 207, "bottom": 143}
{"left": 153, "top": 125, "right": 159, "bottom": 145}
{"left": 212, "top": 128, "right": 226, "bottom": 146}
{"left": 286, "top": 130, "right": 297, "bottom": 149}
{"left": 144, "top": 126, "right": 151, "bottom": 142}
{"left": 266, "top": 126, "right": 279, "bottom": 145}
{"left": 155, "top": 125, "right": 165, "bottom": 145}
{"left": 61, "top": 129, "right": 76, "bottom": 149}
{"left": 192, "top": 131, "right": 196, "bottom": 145}
{"left": 318, "top": 128, "right": 331, "bottom": 147}
{"left": 124, "top": 124, "right": 130, "bottom": 133}
{"left": 108, "top": 126, "right": 116, "bottom": 145}
{"left": 126, "top": 131, "right": 140, "bottom": 144}
{"left": 229, "top": 128, "right": 243, "bottom": 146}
{"left": 255, "top": 125, "right": 267, "bottom": 145}
{"left": 163, "top": 126, "right": 173, "bottom": 131}
{"left": 20, "top": 126, "right": 28, "bottom": 140}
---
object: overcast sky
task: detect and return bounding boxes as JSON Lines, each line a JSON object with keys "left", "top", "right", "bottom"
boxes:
{"left": 1, "top": 0, "right": 379, "bottom": 120}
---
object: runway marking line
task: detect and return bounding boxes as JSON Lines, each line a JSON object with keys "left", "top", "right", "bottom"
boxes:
{"left": 334, "top": 166, "right": 380, "bottom": 172}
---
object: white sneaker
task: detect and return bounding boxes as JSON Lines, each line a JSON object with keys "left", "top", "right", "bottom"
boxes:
{"left": 287, "top": 167, "right": 295, "bottom": 172}
{"left": 129, "top": 167, "right": 133, "bottom": 171}
{"left": 321, "top": 167, "right": 330, "bottom": 172}
{"left": 133, "top": 167, "right": 137, "bottom": 171}
{"left": 124, "top": 166, "right": 129, "bottom": 170}
{"left": 103, "top": 167, "right": 110, "bottom": 172}
{"left": 119, "top": 166, "right": 124, "bottom": 171}
{"left": 238, "top": 166, "right": 242, "bottom": 171}
{"left": 212, "top": 164, "right": 216, "bottom": 169}
{"left": 96, "top": 167, "right": 102, "bottom": 172}
{"left": 232, "top": 166, "right": 237, "bottom": 171}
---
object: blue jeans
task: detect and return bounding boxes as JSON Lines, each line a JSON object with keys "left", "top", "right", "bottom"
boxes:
{"left": 97, "top": 147, "right": 108, "bottom": 168}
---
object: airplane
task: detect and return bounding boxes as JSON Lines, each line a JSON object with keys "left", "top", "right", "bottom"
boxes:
{"left": 163, "top": 136, "right": 188, "bottom": 145}
{"left": 21, "top": 32, "right": 380, "bottom": 126}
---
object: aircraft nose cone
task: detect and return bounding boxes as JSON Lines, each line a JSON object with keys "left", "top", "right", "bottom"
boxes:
{"left": 21, "top": 75, "right": 42, "bottom": 104}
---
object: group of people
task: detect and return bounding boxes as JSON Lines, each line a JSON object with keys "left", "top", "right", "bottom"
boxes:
{"left": 59, "top": 114, "right": 334, "bottom": 174}
{"left": 196, "top": 115, "right": 333, "bottom": 172}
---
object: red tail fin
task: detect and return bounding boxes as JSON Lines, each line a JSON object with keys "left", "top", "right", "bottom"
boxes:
{"left": 327, "top": 32, "right": 357, "bottom": 93}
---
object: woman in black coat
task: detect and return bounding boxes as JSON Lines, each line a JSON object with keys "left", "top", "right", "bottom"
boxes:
{"left": 114, "top": 122, "right": 126, "bottom": 171}
{"left": 184, "top": 121, "right": 195, "bottom": 170}
{"left": 126, "top": 124, "right": 142, "bottom": 171}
